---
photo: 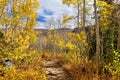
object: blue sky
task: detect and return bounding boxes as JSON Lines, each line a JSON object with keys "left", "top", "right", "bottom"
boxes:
{"left": 36, "top": 10, "right": 53, "bottom": 23}
{"left": 36, "top": 0, "right": 74, "bottom": 28}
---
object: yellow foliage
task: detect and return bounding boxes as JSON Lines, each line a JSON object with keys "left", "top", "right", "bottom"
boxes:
{"left": 62, "top": 0, "right": 82, "bottom": 7}
{"left": 0, "top": 0, "right": 39, "bottom": 61}
{"left": 98, "top": 1, "right": 114, "bottom": 28}
{"left": 0, "top": 51, "right": 46, "bottom": 80}
{"left": 66, "top": 43, "right": 76, "bottom": 51}
{"left": 0, "top": 1, "right": 41, "bottom": 79}
{"left": 62, "top": 15, "right": 74, "bottom": 24}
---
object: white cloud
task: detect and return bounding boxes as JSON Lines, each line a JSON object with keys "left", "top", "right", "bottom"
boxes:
{"left": 38, "top": 0, "right": 74, "bottom": 17}
{"left": 36, "top": 0, "right": 75, "bottom": 28}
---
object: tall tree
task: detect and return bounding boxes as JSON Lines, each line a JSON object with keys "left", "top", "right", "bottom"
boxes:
{"left": 83, "top": 0, "right": 85, "bottom": 29}
{"left": 62, "top": 0, "right": 93, "bottom": 61}
{"left": 94, "top": 0, "right": 100, "bottom": 76}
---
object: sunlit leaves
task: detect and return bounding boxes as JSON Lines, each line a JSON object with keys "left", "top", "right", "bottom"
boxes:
{"left": 68, "top": 31, "right": 87, "bottom": 44}
{"left": 68, "top": 31, "right": 88, "bottom": 52}
{"left": 62, "top": 0, "right": 82, "bottom": 7}
{"left": 0, "top": 0, "right": 39, "bottom": 60}
{"left": 105, "top": 50, "right": 120, "bottom": 76}
{"left": 66, "top": 42, "right": 76, "bottom": 51}
{"left": 98, "top": 1, "right": 114, "bottom": 27}
{"left": 62, "top": 15, "right": 74, "bottom": 24}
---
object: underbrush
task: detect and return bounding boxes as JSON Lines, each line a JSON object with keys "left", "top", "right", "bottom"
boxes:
{"left": 0, "top": 51, "right": 46, "bottom": 80}
{"left": 41, "top": 51, "right": 59, "bottom": 61}
{"left": 62, "top": 62, "right": 115, "bottom": 80}
{"left": 57, "top": 53, "right": 118, "bottom": 80}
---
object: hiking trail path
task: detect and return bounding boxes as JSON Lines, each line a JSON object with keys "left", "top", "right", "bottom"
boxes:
{"left": 43, "top": 60, "right": 68, "bottom": 80}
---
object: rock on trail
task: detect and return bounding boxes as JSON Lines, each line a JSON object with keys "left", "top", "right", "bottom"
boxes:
{"left": 44, "top": 60, "right": 67, "bottom": 80}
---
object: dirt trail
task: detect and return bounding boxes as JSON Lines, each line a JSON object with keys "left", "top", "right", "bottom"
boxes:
{"left": 44, "top": 60, "right": 67, "bottom": 80}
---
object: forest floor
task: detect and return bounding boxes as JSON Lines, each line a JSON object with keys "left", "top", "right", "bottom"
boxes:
{"left": 41, "top": 53, "right": 116, "bottom": 80}
{"left": 43, "top": 59, "right": 68, "bottom": 80}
